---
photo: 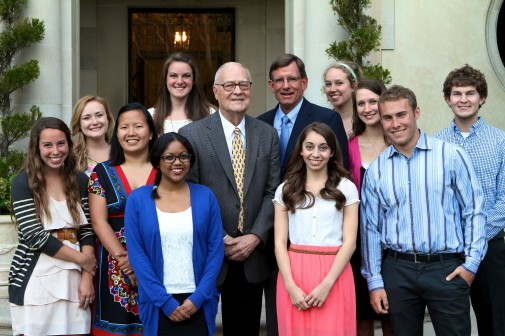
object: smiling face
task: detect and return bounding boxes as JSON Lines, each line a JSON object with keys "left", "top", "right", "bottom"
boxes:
{"left": 79, "top": 101, "right": 110, "bottom": 140}
{"left": 166, "top": 61, "right": 194, "bottom": 101}
{"left": 39, "top": 128, "right": 69, "bottom": 173}
{"left": 380, "top": 98, "right": 420, "bottom": 157}
{"left": 269, "top": 61, "right": 308, "bottom": 113}
{"left": 324, "top": 67, "right": 353, "bottom": 110}
{"left": 159, "top": 140, "right": 191, "bottom": 185}
{"left": 213, "top": 63, "right": 251, "bottom": 118}
{"left": 116, "top": 109, "right": 153, "bottom": 155}
{"left": 355, "top": 88, "right": 381, "bottom": 127}
{"left": 300, "top": 130, "right": 333, "bottom": 172}
{"left": 446, "top": 85, "right": 485, "bottom": 125}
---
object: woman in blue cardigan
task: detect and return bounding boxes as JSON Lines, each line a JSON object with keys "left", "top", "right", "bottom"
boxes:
{"left": 125, "top": 132, "right": 223, "bottom": 335}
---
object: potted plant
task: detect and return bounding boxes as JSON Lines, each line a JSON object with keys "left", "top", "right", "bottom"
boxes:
{"left": 0, "top": 0, "right": 45, "bottom": 216}
{"left": 0, "top": 1, "right": 44, "bottom": 330}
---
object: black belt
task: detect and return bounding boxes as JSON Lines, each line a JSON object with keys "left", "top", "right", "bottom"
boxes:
{"left": 387, "top": 250, "right": 463, "bottom": 263}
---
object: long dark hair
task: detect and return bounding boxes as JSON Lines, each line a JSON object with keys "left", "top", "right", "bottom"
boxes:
{"left": 149, "top": 132, "right": 195, "bottom": 199}
{"left": 109, "top": 102, "right": 158, "bottom": 165}
{"left": 352, "top": 80, "right": 387, "bottom": 137}
{"left": 282, "top": 122, "right": 349, "bottom": 213}
{"left": 21, "top": 117, "right": 82, "bottom": 226}
{"left": 153, "top": 52, "right": 214, "bottom": 134}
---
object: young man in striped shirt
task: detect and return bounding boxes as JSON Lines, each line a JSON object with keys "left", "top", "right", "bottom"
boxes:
{"left": 436, "top": 65, "right": 505, "bottom": 336}
{"left": 361, "top": 85, "right": 487, "bottom": 336}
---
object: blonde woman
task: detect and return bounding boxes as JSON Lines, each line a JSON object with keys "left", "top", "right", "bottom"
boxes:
{"left": 323, "top": 62, "right": 361, "bottom": 138}
{"left": 71, "top": 95, "right": 114, "bottom": 175}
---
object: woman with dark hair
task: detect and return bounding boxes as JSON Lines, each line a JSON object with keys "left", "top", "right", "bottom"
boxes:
{"left": 89, "top": 102, "right": 158, "bottom": 335}
{"left": 124, "top": 132, "right": 223, "bottom": 335}
{"left": 348, "top": 80, "right": 393, "bottom": 336}
{"left": 9, "top": 117, "right": 96, "bottom": 335}
{"left": 274, "top": 122, "right": 359, "bottom": 335}
{"left": 70, "top": 95, "right": 114, "bottom": 175}
{"left": 150, "top": 52, "right": 215, "bottom": 134}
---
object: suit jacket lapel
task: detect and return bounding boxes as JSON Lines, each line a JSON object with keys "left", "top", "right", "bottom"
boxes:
{"left": 206, "top": 113, "right": 237, "bottom": 192}
{"left": 243, "top": 115, "right": 258, "bottom": 197}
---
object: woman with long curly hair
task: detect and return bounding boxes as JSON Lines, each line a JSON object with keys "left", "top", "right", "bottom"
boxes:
{"left": 274, "top": 122, "right": 359, "bottom": 335}
{"left": 150, "top": 52, "right": 215, "bottom": 134}
{"left": 70, "top": 95, "right": 114, "bottom": 175}
{"left": 9, "top": 117, "right": 97, "bottom": 335}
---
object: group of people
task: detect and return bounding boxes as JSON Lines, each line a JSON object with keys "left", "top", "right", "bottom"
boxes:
{"left": 7, "top": 50, "right": 504, "bottom": 336}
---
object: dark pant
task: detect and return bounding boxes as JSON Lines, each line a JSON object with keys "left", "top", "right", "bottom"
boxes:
{"left": 157, "top": 293, "right": 208, "bottom": 336}
{"left": 218, "top": 261, "right": 264, "bottom": 336}
{"left": 471, "top": 237, "right": 505, "bottom": 336}
{"left": 382, "top": 255, "right": 471, "bottom": 336}
{"left": 264, "top": 266, "right": 279, "bottom": 336}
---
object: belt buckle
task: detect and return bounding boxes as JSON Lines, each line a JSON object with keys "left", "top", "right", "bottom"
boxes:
{"left": 414, "top": 253, "right": 421, "bottom": 263}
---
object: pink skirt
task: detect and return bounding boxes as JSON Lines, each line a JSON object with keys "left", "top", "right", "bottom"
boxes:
{"left": 277, "top": 244, "right": 356, "bottom": 336}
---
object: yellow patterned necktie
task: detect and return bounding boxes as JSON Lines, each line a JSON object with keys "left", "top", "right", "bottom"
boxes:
{"left": 232, "top": 127, "right": 245, "bottom": 232}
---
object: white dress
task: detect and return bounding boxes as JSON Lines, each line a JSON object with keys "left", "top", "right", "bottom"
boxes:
{"left": 10, "top": 199, "right": 91, "bottom": 336}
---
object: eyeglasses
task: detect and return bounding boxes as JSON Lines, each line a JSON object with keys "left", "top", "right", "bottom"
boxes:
{"left": 161, "top": 153, "right": 192, "bottom": 163}
{"left": 215, "top": 81, "right": 252, "bottom": 92}
{"left": 271, "top": 76, "right": 301, "bottom": 87}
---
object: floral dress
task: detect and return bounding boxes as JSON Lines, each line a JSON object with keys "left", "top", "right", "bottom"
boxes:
{"left": 89, "top": 160, "right": 157, "bottom": 335}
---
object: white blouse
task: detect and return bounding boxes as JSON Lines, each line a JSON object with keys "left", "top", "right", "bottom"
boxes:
{"left": 274, "top": 178, "right": 359, "bottom": 246}
{"left": 157, "top": 207, "right": 196, "bottom": 294}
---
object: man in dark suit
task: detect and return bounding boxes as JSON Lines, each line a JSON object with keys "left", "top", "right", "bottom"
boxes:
{"left": 179, "top": 62, "right": 280, "bottom": 336}
{"left": 258, "top": 53, "right": 349, "bottom": 176}
{"left": 257, "top": 54, "right": 349, "bottom": 336}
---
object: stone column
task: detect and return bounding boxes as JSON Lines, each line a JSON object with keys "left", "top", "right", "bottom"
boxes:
{"left": 12, "top": 0, "right": 79, "bottom": 124}
{"left": 285, "top": 0, "right": 347, "bottom": 108}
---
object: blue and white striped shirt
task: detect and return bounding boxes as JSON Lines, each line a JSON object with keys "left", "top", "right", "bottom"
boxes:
{"left": 435, "top": 118, "right": 505, "bottom": 240}
{"left": 360, "top": 131, "right": 487, "bottom": 291}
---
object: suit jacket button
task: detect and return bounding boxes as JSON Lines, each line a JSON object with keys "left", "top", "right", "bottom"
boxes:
{"left": 235, "top": 204, "right": 240, "bottom": 208}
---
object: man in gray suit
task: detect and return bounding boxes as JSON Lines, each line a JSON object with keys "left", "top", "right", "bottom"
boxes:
{"left": 179, "top": 62, "right": 280, "bottom": 335}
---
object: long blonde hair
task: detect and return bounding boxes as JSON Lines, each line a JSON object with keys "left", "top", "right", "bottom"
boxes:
{"left": 22, "top": 117, "right": 82, "bottom": 226}
{"left": 70, "top": 95, "right": 114, "bottom": 171}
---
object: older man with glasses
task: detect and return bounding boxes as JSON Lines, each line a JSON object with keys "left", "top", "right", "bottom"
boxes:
{"left": 179, "top": 62, "right": 280, "bottom": 336}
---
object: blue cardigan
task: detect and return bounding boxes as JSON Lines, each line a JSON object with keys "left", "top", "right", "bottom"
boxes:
{"left": 125, "top": 182, "right": 224, "bottom": 336}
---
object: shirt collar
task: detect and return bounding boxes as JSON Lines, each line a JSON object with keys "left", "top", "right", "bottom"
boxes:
{"left": 386, "top": 130, "right": 431, "bottom": 158}
{"left": 274, "top": 98, "right": 304, "bottom": 125}
{"left": 450, "top": 116, "right": 484, "bottom": 134}
{"left": 218, "top": 110, "right": 246, "bottom": 140}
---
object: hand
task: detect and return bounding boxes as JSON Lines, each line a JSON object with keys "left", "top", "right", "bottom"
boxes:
{"left": 115, "top": 251, "right": 134, "bottom": 275}
{"left": 169, "top": 305, "right": 191, "bottom": 322}
{"left": 370, "top": 289, "right": 389, "bottom": 314}
{"left": 180, "top": 299, "right": 197, "bottom": 316}
{"left": 286, "top": 283, "right": 310, "bottom": 311}
{"left": 225, "top": 234, "right": 261, "bottom": 262}
{"left": 79, "top": 253, "right": 97, "bottom": 275}
{"left": 305, "top": 280, "right": 332, "bottom": 308}
{"left": 446, "top": 265, "right": 475, "bottom": 286}
{"left": 127, "top": 272, "right": 138, "bottom": 288}
{"left": 78, "top": 271, "right": 95, "bottom": 309}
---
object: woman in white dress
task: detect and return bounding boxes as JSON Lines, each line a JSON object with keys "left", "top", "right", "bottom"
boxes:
{"left": 274, "top": 122, "right": 359, "bottom": 335}
{"left": 9, "top": 117, "right": 97, "bottom": 335}
{"left": 150, "top": 52, "right": 215, "bottom": 134}
{"left": 70, "top": 95, "right": 114, "bottom": 175}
